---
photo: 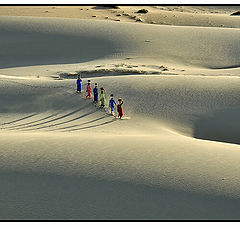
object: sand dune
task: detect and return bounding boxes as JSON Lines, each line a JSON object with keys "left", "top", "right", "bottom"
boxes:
{"left": 1, "top": 12, "right": 240, "bottom": 219}
{"left": 1, "top": 6, "right": 240, "bottom": 28}
{"left": 1, "top": 16, "right": 240, "bottom": 70}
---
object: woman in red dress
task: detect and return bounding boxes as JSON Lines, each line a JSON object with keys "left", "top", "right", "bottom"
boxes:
{"left": 117, "top": 98, "right": 124, "bottom": 119}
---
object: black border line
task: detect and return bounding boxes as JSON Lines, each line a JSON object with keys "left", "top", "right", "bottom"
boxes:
{"left": 1, "top": 220, "right": 240, "bottom": 222}
{"left": 0, "top": 4, "right": 240, "bottom": 6}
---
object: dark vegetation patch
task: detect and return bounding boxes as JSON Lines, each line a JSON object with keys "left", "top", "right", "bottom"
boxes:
{"left": 137, "top": 9, "right": 149, "bottom": 14}
{"left": 230, "top": 11, "right": 240, "bottom": 16}
{"left": 98, "top": 5, "right": 120, "bottom": 9}
{"left": 59, "top": 68, "right": 167, "bottom": 79}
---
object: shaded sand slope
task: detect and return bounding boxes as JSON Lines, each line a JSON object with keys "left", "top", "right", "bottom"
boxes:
{"left": 1, "top": 16, "right": 240, "bottom": 69}
{"left": 1, "top": 17, "right": 240, "bottom": 219}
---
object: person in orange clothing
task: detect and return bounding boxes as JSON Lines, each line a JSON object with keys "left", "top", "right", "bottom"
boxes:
{"left": 117, "top": 98, "right": 124, "bottom": 119}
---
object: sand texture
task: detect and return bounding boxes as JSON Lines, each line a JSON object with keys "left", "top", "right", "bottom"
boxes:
{"left": 0, "top": 6, "right": 240, "bottom": 219}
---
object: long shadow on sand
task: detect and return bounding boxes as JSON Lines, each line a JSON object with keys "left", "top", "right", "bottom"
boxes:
{"left": 1, "top": 170, "right": 240, "bottom": 220}
{"left": 47, "top": 115, "right": 111, "bottom": 132}
{"left": 1, "top": 113, "right": 39, "bottom": 126}
{"left": 193, "top": 108, "right": 240, "bottom": 145}
{"left": 4, "top": 106, "right": 90, "bottom": 130}
{"left": 21, "top": 109, "right": 100, "bottom": 131}
{"left": 61, "top": 118, "right": 117, "bottom": 132}
{"left": 3, "top": 112, "right": 63, "bottom": 129}
{"left": 1, "top": 105, "right": 116, "bottom": 133}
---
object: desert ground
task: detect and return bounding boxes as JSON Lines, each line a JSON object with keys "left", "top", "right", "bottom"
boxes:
{"left": 0, "top": 5, "right": 240, "bottom": 220}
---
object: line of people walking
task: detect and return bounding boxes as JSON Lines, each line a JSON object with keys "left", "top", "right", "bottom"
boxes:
{"left": 76, "top": 74, "right": 124, "bottom": 119}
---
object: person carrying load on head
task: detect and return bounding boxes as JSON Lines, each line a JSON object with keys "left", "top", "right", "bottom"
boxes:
{"left": 117, "top": 98, "right": 124, "bottom": 119}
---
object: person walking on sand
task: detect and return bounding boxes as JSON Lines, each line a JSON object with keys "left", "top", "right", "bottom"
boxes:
{"left": 76, "top": 74, "right": 82, "bottom": 93}
{"left": 99, "top": 89, "right": 106, "bottom": 107}
{"left": 86, "top": 80, "right": 92, "bottom": 98}
{"left": 109, "top": 94, "right": 116, "bottom": 115}
{"left": 93, "top": 83, "right": 98, "bottom": 103}
{"left": 117, "top": 98, "right": 124, "bottom": 119}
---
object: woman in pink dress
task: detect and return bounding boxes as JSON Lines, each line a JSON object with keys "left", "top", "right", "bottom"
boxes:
{"left": 86, "top": 80, "right": 92, "bottom": 98}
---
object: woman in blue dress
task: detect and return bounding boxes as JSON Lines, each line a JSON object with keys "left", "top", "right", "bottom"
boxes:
{"left": 93, "top": 83, "right": 99, "bottom": 103}
{"left": 76, "top": 74, "right": 82, "bottom": 93}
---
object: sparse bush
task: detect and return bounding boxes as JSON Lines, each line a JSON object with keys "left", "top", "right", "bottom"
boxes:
{"left": 100, "top": 5, "right": 120, "bottom": 9}
{"left": 111, "top": 6, "right": 120, "bottom": 9}
{"left": 135, "top": 18, "right": 143, "bottom": 22}
{"left": 137, "top": 9, "right": 148, "bottom": 14}
{"left": 230, "top": 11, "right": 240, "bottom": 16}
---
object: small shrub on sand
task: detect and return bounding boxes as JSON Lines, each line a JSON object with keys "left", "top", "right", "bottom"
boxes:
{"left": 137, "top": 9, "right": 148, "bottom": 14}
{"left": 135, "top": 18, "right": 143, "bottom": 22}
{"left": 231, "top": 11, "right": 240, "bottom": 16}
{"left": 111, "top": 6, "right": 120, "bottom": 9}
{"left": 100, "top": 5, "right": 120, "bottom": 9}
